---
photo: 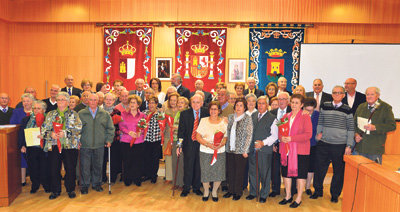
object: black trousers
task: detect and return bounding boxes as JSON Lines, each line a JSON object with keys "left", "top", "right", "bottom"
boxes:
{"left": 182, "top": 144, "right": 201, "bottom": 191}
{"left": 226, "top": 152, "right": 248, "bottom": 196}
{"left": 26, "top": 147, "right": 49, "bottom": 191}
{"left": 121, "top": 142, "right": 145, "bottom": 183}
{"left": 143, "top": 141, "right": 162, "bottom": 179}
{"left": 271, "top": 144, "right": 297, "bottom": 195}
{"left": 102, "top": 140, "right": 122, "bottom": 182}
{"left": 48, "top": 146, "right": 78, "bottom": 193}
{"left": 313, "top": 141, "right": 346, "bottom": 198}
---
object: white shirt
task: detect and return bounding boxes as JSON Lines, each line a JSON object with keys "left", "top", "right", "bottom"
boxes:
{"left": 157, "top": 92, "right": 166, "bottom": 104}
{"left": 246, "top": 109, "right": 257, "bottom": 116}
{"left": 49, "top": 98, "right": 57, "bottom": 105}
{"left": 347, "top": 93, "right": 356, "bottom": 108}
{"left": 0, "top": 106, "right": 8, "bottom": 112}
{"left": 277, "top": 107, "right": 287, "bottom": 120}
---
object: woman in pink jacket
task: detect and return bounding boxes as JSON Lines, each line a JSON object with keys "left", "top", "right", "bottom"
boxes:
{"left": 278, "top": 94, "right": 312, "bottom": 208}
{"left": 119, "top": 95, "right": 146, "bottom": 187}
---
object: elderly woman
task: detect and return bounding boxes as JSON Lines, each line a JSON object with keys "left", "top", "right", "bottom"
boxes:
{"left": 18, "top": 100, "right": 49, "bottom": 194}
{"left": 10, "top": 93, "right": 35, "bottom": 186}
{"left": 278, "top": 94, "right": 312, "bottom": 208}
{"left": 172, "top": 96, "right": 189, "bottom": 188}
{"left": 69, "top": 95, "right": 80, "bottom": 111}
{"left": 234, "top": 82, "right": 245, "bottom": 98}
{"left": 81, "top": 79, "right": 93, "bottom": 93}
{"left": 119, "top": 95, "right": 146, "bottom": 186}
{"left": 150, "top": 78, "right": 166, "bottom": 104}
{"left": 293, "top": 85, "right": 306, "bottom": 97}
{"left": 41, "top": 92, "right": 82, "bottom": 200}
{"left": 245, "top": 93, "right": 258, "bottom": 116}
{"left": 163, "top": 92, "right": 180, "bottom": 184}
{"left": 223, "top": 98, "right": 253, "bottom": 201}
{"left": 212, "top": 82, "right": 227, "bottom": 101}
{"left": 196, "top": 101, "right": 227, "bottom": 202}
{"left": 142, "top": 96, "right": 163, "bottom": 184}
{"left": 269, "top": 97, "right": 279, "bottom": 111}
{"left": 96, "top": 82, "right": 108, "bottom": 94}
{"left": 266, "top": 82, "right": 278, "bottom": 101}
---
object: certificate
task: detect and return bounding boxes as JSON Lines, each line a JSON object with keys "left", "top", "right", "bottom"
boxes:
{"left": 24, "top": 127, "right": 41, "bottom": 147}
{"left": 357, "top": 117, "right": 369, "bottom": 133}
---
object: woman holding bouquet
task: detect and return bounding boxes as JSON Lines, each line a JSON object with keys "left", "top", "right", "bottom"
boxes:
{"left": 224, "top": 98, "right": 253, "bottom": 201}
{"left": 119, "top": 94, "right": 146, "bottom": 187}
{"left": 278, "top": 94, "right": 312, "bottom": 208}
{"left": 196, "top": 101, "right": 227, "bottom": 202}
{"left": 163, "top": 92, "right": 180, "bottom": 184}
{"left": 41, "top": 92, "right": 82, "bottom": 200}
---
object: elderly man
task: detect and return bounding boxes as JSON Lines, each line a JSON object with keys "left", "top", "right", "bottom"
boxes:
{"left": 0, "top": 93, "right": 14, "bottom": 125}
{"left": 244, "top": 77, "right": 265, "bottom": 98}
{"left": 43, "top": 84, "right": 60, "bottom": 113}
{"left": 171, "top": 74, "right": 190, "bottom": 99}
{"left": 354, "top": 87, "right": 396, "bottom": 164}
{"left": 269, "top": 92, "right": 292, "bottom": 197}
{"left": 217, "top": 89, "right": 234, "bottom": 118}
{"left": 114, "top": 86, "right": 127, "bottom": 106}
{"left": 16, "top": 87, "right": 37, "bottom": 108}
{"left": 61, "top": 75, "right": 82, "bottom": 97}
{"left": 129, "top": 78, "right": 145, "bottom": 101}
{"left": 306, "top": 79, "right": 333, "bottom": 111}
{"left": 246, "top": 96, "right": 278, "bottom": 203}
{"left": 96, "top": 92, "right": 105, "bottom": 107}
{"left": 212, "top": 82, "right": 227, "bottom": 101}
{"left": 115, "top": 90, "right": 130, "bottom": 113}
{"left": 79, "top": 93, "right": 114, "bottom": 194}
{"left": 342, "top": 78, "right": 366, "bottom": 115}
{"left": 18, "top": 100, "right": 49, "bottom": 194}
{"left": 277, "top": 77, "right": 292, "bottom": 96}
{"left": 41, "top": 92, "right": 82, "bottom": 199}
{"left": 311, "top": 86, "right": 354, "bottom": 203}
{"left": 178, "top": 94, "right": 210, "bottom": 197}
{"left": 140, "top": 88, "right": 162, "bottom": 112}
{"left": 74, "top": 91, "right": 91, "bottom": 112}
{"left": 190, "top": 80, "right": 212, "bottom": 104}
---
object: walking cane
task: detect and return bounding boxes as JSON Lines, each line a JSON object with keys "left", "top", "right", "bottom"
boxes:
{"left": 108, "top": 146, "right": 112, "bottom": 194}
{"left": 256, "top": 149, "right": 259, "bottom": 202}
{"left": 172, "top": 150, "right": 180, "bottom": 196}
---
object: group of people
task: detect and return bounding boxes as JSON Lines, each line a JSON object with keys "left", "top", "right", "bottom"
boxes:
{"left": 0, "top": 74, "right": 396, "bottom": 208}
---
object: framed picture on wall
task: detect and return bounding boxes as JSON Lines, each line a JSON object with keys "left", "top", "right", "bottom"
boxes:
{"left": 228, "top": 59, "right": 246, "bottom": 82}
{"left": 156, "top": 58, "right": 172, "bottom": 80}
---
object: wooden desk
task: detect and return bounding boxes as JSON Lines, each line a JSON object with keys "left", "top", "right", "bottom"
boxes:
{"left": 0, "top": 126, "right": 21, "bottom": 207}
{"left": 342, "top": 155, "right": 400, "bottom": 212}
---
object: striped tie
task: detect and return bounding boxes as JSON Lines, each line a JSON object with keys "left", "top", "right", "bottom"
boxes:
{"left": 191, "top": 111, "right": 199, "bottom": 141}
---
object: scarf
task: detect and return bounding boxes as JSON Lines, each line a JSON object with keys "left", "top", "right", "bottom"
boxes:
{"left": 229, "top": 113, "right": 245, "bottom": 151}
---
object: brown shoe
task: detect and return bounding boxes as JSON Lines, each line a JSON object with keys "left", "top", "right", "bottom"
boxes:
{"left": 164, "top": 180, "right": 172, "bottom": 185}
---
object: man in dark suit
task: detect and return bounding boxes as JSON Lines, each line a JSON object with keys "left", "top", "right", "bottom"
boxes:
{"left": 74, "top": 91, "right": 91, "bottom": 112}
{"left": 243, "top": 77, "right": 265, "bottom": 98}
{"left": 0, "top": 93, "right": 14, "bottom": 125}
{"left": 177, "top": 94, "right": 209, "bottom": 197}
{"left": 269, "top": 92, "right": 295, "bottom": 197}
{"left": 172, "top": 74, "right": 190, "bottom": 100}
{"left": 277, "top": 77, "right": 292, "bottom": 96}
{"left": 128, "top": 78, "right": 145, "bottom": 101}
{"left": 16, "top": 87, "right": 38, "bottom": 108}
{"left": 342, "top": 78, "right": 366, "bottom": 115}
{"left": 61, "top": 75, "right": 82, "bottom": 98}
{"left": 42, "top": 84, "right": 60, "bottom": 113}
{"left": 140, "top": 88, "right": 162, "bottom": 112}
{"left": 306, "top": 78, "right": 333, "bottom": 111}
{"left": 190, "top": 80, "right": 212, "bottom": 105}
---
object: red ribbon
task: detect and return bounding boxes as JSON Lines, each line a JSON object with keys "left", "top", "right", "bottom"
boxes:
{"left": 211, "top": 131, "right": 224, "bottom": 165}
{"left": 278, "top": 118, "right": 290, "bottom": 155}
{"left": 35, "top": 113, "right": 45, "bottom": 148}
{"left": 52, "top": 122, "right": 63, "bottom": 153}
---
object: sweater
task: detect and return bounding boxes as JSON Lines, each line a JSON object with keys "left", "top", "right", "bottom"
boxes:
{"left": 354, "top": 100, "right": 396, "bottom": 154}
{"left": 0, "top": 107, "right": 14, "bottom": 125}
{"left": 78, "top": 107, "right": 115, "bottom": 149}
{"left": 316, "top": 102, "right": 355, "bottom": 147}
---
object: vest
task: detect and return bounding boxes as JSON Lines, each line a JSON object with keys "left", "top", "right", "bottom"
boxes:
{"left": 249, "top": 111, "right": 276, "bottom": 154}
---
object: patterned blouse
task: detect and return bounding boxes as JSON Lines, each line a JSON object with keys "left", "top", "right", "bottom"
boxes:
{"left": 41, "top": 108, "right": 82, "bottom": 151}
{"left": 144, "top": 111, "right": 161, "bottom": 143}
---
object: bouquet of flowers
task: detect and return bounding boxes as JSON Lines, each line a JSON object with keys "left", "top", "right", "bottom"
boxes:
{"left": 277, "top": 117, "right": 290, "bottom": 155}
{"left": 52, "top": 116, "right": 64, "bottom": 153}
{"left": 35, "top": 113, "right": 45, "bottom": 148}
{"left": 130, "top": 118, "right": 147, "bottom": 147}
{"left": 210, "top": 131, "right": 225, "bottom": 166}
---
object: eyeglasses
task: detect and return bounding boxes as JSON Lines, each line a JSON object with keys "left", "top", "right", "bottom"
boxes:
{"left": 56, "top": 99, "right": 67, "bottom": 102}
{"left": 332, "top": 92, "right": 344, "bottom": 95}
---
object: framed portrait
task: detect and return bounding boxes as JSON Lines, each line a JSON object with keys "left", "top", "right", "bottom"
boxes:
{"left": 156, "top": 58, "right": 172, "bottom": 80}
{"left": 228, "top": 59, "right": 247, "bottom": 82}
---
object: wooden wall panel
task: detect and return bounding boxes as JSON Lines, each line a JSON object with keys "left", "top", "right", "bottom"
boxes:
{"left": 0, "top": 20, "right": 9, "bottom": 103}
{"left": 0, "top": 0, "right": 9, "bottom": 21}
{"left": 6, "top": 0, "right": 400, "bottom": 24}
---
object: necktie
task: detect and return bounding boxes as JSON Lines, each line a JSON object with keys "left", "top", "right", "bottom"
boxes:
{"left": 258, "top": 113, "right": 263, "bottom": 121}
{"left": 191, "top": 111, "right": 199, "bottom": 141}
{"left": 316, "top": 93, "right": 320, "bottom": 111}
{"left": 279, "top": 110, "right": 285, "bottom": 120}
{"left": 68, "top": 88, "right": 72, "bottom": 96}
{"left": 2, "top": 108, "right": 6, "bottom": 113}
{"left": 368, "top": 105, "right": 374, "bottom": 112}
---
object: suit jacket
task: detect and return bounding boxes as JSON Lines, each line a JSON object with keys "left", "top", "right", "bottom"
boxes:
{"left": 190, "top": 90, "right": 212, "bottom": 104}
{"left": 244, "top": 88, "right": 265, "bottom": 98}
{"left": 177, "top": 85, "right": 191, "bottom": 100}
{"left": 128, "top": 90, "right": 145, "bottom": 102}
{"left": 178, "top": 108, "right": 209, "bottom": 151}
{"left": 306, "top": 91, "right": 333, "bottom": 110}
{"left": 342, "top": 91, "right": 366, "bottom": 115}
{"left": 61, "top": 86, "right": 82, "bottom": 98}
{"left": 270, "top": 106, "right": 292, "bottom": 117}
{"left": 139, "top": 100, "right": 162, "bottom": 112}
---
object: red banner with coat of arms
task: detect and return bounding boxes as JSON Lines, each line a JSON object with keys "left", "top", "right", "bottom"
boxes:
{"left": 104, "top": 27, "right": 153, "bottom": 91}
{"left": 175, "top": 28, "right": 226, "bottom": 92}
